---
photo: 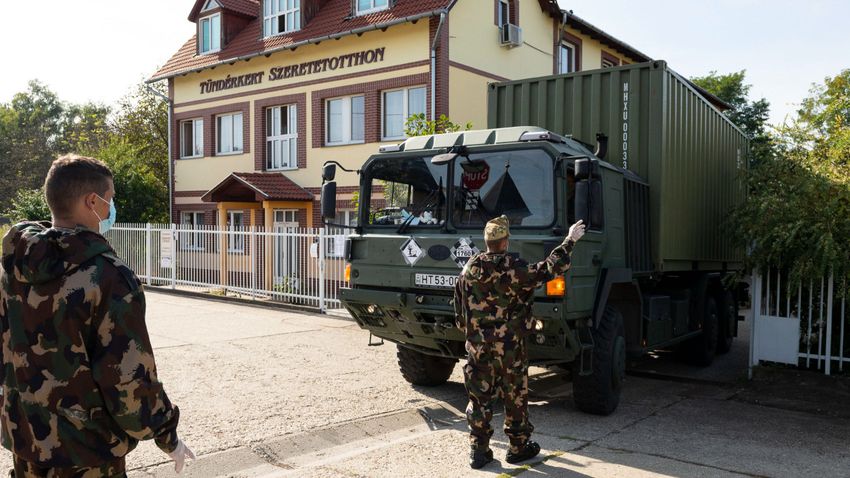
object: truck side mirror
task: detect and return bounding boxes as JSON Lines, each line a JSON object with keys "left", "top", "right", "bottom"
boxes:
{"left": 575, "top": 178, "right": 604, "bottom": 230}
{"left": 574, "top": 158, "right": 600, "bottom": 181}
{"left": 322, "top": 163, "right": 337, "bottom": 182}
{"left": 321, "top": 182, "right": 337, "bottom": 221}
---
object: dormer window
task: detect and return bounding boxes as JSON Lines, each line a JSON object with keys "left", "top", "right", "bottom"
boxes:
{"left": 356, "top": 0, "right": 388, "bottom": 16}
{"left": 263, "top": 0, "right": 301, "bottom": 37}
{"left": 199, "top": 13, "right": 221, "bottom": 54}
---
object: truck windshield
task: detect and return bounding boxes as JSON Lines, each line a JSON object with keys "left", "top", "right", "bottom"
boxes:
{"left": 363, "top": 148, "right": 554, "bottom": 229}
{"left": 453, "top": 149, "right": 554, "bottom": 228}
{"left": 364, "top": 155, "right": 447, "bottom": 227}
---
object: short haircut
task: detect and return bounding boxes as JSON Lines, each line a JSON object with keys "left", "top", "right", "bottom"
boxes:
{"left": 44, "top": 154, "right": 113, "bottom": 218}
{"left": 486, "top": 238, "right": 508, "bottom": 251}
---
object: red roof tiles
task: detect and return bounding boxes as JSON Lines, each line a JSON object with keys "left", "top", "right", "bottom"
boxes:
{"left": 189, "top": 0, "right": 259, "bottom": 22}
{"left": 153, "top": 0, "right": 451, "bottom": 81}
{"left": 238, "top": 172, "right": 314, "bottom": 200}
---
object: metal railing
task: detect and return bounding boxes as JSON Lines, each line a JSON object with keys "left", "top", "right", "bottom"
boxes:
{"left": 751, "top": 268, "right": 848, "bottom": 376}
{"left": 106, "top": 223, "right": 349, "bottom": 312}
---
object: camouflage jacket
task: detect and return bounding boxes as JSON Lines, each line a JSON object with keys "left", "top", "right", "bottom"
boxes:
{"left": 453, "top": 238, "right": 575, "bottom": 343}
{"left": 0, "top": 222, "right": 179, "bottom": 467}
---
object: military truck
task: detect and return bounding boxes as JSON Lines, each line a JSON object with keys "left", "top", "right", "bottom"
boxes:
{"left": 321, "top": 61, "right": 748, "bottom": 415}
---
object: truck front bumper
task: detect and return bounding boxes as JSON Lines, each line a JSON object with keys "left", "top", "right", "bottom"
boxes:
{"left": 340, "top": 287, "right": 581, "bottom": 364}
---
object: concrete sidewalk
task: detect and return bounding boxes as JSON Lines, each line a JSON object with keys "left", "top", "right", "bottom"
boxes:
{"left": 2, "top": 291, "right": 849, "bottom": 477}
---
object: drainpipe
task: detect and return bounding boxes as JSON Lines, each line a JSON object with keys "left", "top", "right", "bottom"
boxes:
{"left": 557, "top": 10, "right": 569, "bottom": 73}
{"left": 430, "top": 12, "right": 446, "bottom": 123}
{"left": 145, "top": 83, "right": 174, "bottom": 224}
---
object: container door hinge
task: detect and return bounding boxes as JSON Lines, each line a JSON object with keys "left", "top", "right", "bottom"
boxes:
{"left": 368, "top": 333, "right": 385, "bottom": 346}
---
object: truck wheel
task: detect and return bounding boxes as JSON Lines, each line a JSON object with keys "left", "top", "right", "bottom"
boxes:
{"left": 396, "top": 345, "right": 456, "bottom": 386}
{"left": 686, "top": 297, "right": 719, "bottom": 366}
{"left": 572, "top": 305, "right": 626, "bottom": 416}
{"left": 716, "top": 290, "right": 735, "bottom": 354}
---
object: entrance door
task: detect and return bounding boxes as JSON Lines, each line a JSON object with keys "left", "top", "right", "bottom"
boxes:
{"left": 274, "top": 210, "right": 299, "bottom": 290}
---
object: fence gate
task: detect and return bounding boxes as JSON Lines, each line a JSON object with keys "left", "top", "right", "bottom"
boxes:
{"left": 751, "top": 269, "right": 848, "bottom": 376}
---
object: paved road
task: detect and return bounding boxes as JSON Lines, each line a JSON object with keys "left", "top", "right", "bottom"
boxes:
{"left": 2, "top": 292, "right": 848, "bottom": 477}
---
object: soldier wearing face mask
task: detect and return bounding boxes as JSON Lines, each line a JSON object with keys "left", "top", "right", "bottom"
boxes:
{"left": 0, "top": 155, "right": 194, "bottom": 477}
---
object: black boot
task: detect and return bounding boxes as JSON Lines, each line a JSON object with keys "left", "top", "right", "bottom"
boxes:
{"left": 469, "top": 448, "right": 494, "bottom": 469}
{"left": 506, "top": 441, "right": 541, "bottom": 464}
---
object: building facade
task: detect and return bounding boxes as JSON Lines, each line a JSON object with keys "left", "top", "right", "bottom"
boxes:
{"left": 150, "top": 0, "right": 651, "bottom": 231}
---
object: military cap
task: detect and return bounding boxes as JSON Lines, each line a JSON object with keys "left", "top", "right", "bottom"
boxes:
{"left": 484, "top": 215, "right": 510, "bottom": 241}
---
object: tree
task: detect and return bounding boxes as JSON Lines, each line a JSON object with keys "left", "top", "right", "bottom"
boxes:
{"left": 111, "top": 81, "right": 169, "bottom": 186}
{"left": 0, "top": 81, "right": 66, "bottom": 205}
{"left": 691, "top": 70, "right": 773, "bottom": 165}
{"left": 3, "top": 188, "right": 51, "bottom": 223}
{"left": 404, "top": 113, "right": 472, "bottom": 137}
{"left": 730, "top": 70, "right": 850, "bottom": 286}
{"left": 95, "top": 138, "right": 169, "bottom": 224}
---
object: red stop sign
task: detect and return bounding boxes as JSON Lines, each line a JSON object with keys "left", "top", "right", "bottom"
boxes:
{"left": 461, "top": 161, "right": 490, "bottom": 190}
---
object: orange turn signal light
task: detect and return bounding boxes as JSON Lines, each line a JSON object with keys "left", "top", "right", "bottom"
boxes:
{"left": 345, "top": 263, "right": 351, "bottom": 282}
{"left": 546, "top": 276, "right": 566, "bottom": 296}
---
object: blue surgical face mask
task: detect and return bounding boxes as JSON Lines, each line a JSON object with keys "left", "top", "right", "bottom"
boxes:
{"left": 92, "top": 195, "right": 117, "bottom": 234}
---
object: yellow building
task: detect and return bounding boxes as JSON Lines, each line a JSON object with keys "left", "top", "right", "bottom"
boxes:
{"left": 150, "top": 0, "right": 651, "bottom": 230}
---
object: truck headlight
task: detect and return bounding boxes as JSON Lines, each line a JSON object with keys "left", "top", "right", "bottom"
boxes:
{"left": 533, "top": 319, "right": 544, "bottom": 331}
{"left": 366, "top": 304, "right": 378, "bottom": 314}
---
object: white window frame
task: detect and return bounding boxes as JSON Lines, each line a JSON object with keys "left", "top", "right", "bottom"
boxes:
{"left": 498, "top": 0, "right": 510, "bottom": 26}
{"left": 355, "top": 0, "right": 389, "bottom": 16}
{"left": 381, "top": 86, "right": 427, "bottom": 141}
{"left": 263, "top": 0, "right": 301, "bottom": 37}
{"left": 227, "top": 211, "right": 245, "bottom": 253}
{"left": 216, "top": 112, "right": 244, "bottom": 155}
{"left": 199, "top": 13, "right": 221, "bottom": 54}
{"left": 266, "top": 105, "right": 298, "bottom": 171}
{"left": 559, "top": 42, "right": 576, "bottom": 74}
{"left": 180, "top": 211, "right": 206, "bottom": 251}
{"left": 326, "top": 95, "right": 365, "bottom": 146}
{"left": 180, "top": 118, "right": 204, "bottom": 159}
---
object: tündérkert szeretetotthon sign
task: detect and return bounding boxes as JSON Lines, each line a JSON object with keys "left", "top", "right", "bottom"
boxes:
{"left": 199, "top": 47, "right": 387, "bottom": 95}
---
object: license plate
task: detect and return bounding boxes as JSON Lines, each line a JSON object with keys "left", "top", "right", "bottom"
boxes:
{"left": 414, "top": 273, "right": 458, "bottom": 288}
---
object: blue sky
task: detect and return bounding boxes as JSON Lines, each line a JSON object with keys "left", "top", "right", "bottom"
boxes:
{"left": 1, "top": 0, "right": 847, "bottom": 126}
{"left": 561, "top": 0, "right": 850, "bottom": 125}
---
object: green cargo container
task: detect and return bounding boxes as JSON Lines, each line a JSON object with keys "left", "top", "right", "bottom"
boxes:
{"left": 487, "top": 60, "right": 749, "bottom": 272}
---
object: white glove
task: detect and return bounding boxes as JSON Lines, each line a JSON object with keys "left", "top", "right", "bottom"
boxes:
{"left": 566, "top": 220, "right": 586, "bottom": 243}
{"left": 167, "top": 440, "right": 196, "bottom": 473}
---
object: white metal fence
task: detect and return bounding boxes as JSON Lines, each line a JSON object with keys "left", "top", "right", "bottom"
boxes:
{"left": 105, "top": 223, "right": 349, "bottom": 312}
{"left": 751, "top": 269, "right": 848, "bottom": 375}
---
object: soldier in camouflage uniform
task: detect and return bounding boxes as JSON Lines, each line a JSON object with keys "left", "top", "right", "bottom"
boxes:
{"left": 0, "top": 155, "right": 194, "bottom": 477}
{"left": 453, "top": 215, "right": 585, "bottom": 468}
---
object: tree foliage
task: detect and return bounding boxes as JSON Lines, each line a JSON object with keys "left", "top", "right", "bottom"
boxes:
{"left": 404, "top": 113, "right": 472, "bottom": 137}
{"left": 0, "top": 80, "right": 169, "bottom": 224}
{"left": 691, "top": 70, "right": 774, "bottom": 165}
{"left": 730, "top": 70, "right": 850, "bottom": 285}
{"left": 3, "top": 188, "right": 51, "bottom": 223}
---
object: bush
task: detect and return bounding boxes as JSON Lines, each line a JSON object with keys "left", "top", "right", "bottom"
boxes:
{"left": 3, "top": 188, "right": 50, "bottom": 223}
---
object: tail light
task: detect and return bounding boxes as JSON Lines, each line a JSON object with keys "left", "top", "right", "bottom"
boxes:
{"left": 546, "top": 276, "right": 566, "bottom": 296}
{"left": 345, "top": 263, "right": 351, "bottom": 282}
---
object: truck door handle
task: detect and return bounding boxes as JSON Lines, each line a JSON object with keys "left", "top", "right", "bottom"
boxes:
{"left": 592, "top": 255, "right": 602, "bottom": 266}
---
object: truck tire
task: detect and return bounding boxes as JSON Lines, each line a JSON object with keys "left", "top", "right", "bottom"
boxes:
{"left": 716, "top": 290, "right": 736, "bottom": 354}
{"left": 686, "top": 297, "right": 719, "bottom": 366}
{"left": 396, "top": 345, "right": 456, "bottom": 386}
{"left": 572, "top": 305, "right": 626, "bottom": 416}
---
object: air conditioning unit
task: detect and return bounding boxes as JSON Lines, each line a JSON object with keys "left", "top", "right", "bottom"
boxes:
{"left": 499, "top": 23, "right": 522, "bottom": 47}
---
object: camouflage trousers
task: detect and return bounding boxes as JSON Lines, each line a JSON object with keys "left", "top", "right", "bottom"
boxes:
{"left": 10, "top": 455, "right": 126, "bottom": 478}
{"left": 463, "top": 338, "right": 533, "bottom": 454}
